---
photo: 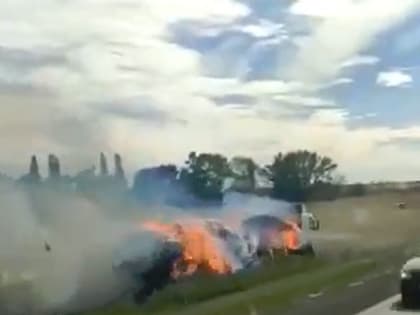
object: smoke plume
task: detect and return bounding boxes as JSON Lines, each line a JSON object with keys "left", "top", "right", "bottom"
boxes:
{"left": 0, "top": 181, "right": 141, "bottom": 314}
{"left": 0, "top": 171, "right": 294, "bottom": 314}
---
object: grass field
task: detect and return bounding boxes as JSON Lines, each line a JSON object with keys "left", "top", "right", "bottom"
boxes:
{"left": 307, "top": 191, "right": 420, "bottom": 255}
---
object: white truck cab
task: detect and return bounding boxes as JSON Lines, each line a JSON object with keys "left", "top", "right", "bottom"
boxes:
{"left": 292, "top": 203, "right": 320, "bottom": 231}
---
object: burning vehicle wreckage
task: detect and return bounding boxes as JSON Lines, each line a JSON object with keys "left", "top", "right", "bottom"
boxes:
{"left": 113, "top": 213, "right": 317, "bottom": 303}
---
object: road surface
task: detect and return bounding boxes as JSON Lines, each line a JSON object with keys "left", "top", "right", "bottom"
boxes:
{"left": 357, "top": 295, "right": 420, "bottom": 315}
{"left": 280, "top": 268, "right": 399, "bottom": 315}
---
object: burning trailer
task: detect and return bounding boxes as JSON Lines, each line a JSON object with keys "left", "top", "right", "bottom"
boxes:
{"left": 113, "top": 219, "right": 258, "bottom": 303}
{"left": 203, "top": 219, "right": 259, "bottom": 269}
{"left": 113, "top": 213, "right": 314, "bottom": 304}
{"left": 140, "top": 220, "right": 256, "bottom": 277}
{"left": 241, "top": 214, "right": 315, "bottom": 258}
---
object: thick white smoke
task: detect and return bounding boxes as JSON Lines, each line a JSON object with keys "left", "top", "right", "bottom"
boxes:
{"left": 0, "top": 180, "right": 296, "bottom": 314}
{"left": 0, "top": 181, "right": 141, "bottom": 314}
{"left": 186, "top": 192, "right": 293, "bottom": 227}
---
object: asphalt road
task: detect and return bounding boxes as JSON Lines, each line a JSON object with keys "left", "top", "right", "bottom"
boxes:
{"left": 356, "top": 295, "right": 420, "bottom": 314}
{"left": 279, "top": 266, "right": 400, "bottom": 315}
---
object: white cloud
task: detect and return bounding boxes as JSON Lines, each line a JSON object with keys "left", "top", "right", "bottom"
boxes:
{"left": 288, "top": 0, "right": 420, "bottom": 83}
{"left": 333, "top": 78, "right": 354, "bottom": 84}
{"left": 187, "top": 19, "right": 287, "bottom": 39}
{"left": 1, "top": 0, "right": 420, "bottom": 183}
{"left": 340, "top": 55, "right": 380, "bottom": 68}
{"left": 376, "top": 70, "right": 413, "bottom": 87}
{"left": 234, "top": 20, "right": 285, "bottom": 38}
{"left": 190, "top": 19, "right": 288, "bottom": 78}
{"left": 188, "top": 78, "right": 304, "bottom": 99}
{"left": 320, "top": 77, "right": 354, "bottom": 89}
{"left": 308, "top": 108, "right": 348, "bottom": 126}
{"left": 290, "top": 0, "right": 357, "bottom": 18}
{"left": 352, "top": 112, "right": 378, "bottom": 120}
{"left": 272, "top": 94, "right": 335, "bottom": 107}
{"left": 0, "top": 0, "right": 252, "bottom": 175}
{"left": 365, "top": 112, "right": 378, "bottom": 118}
{"left": 290, "top": 0, "right": 420, "bottom": 18}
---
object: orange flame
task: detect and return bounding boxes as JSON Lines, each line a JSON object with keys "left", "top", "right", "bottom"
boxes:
{"left": 282, "top": 220, "right": 300, "bottom": 253}
{"left": 260, "top": 219, "right": 301, "bottom": 255}
{"left": 142, "top": 220, "right": 232, "bottom": 278}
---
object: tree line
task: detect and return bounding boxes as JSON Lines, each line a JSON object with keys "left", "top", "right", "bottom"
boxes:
{"left": 9, "top": 150, "right": 369, "bottom": 205}
{"left": 133, "top": 150, "right": 346, "bottom": 203}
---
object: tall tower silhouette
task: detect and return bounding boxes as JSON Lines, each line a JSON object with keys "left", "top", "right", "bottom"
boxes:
{"left": 100, "top": 152, "right": 108, "bottom": 176}
{"left": 29, "top": 155, "right": 41, "bottom": 182}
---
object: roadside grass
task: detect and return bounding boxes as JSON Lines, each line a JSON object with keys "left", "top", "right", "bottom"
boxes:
{"left": 79, "top": 257, "right": 376, "bottom": 315}
{"left": 141, "top": 256, "right": 324, "bottom": 311}
{"left": 151, "top": 258, "right": 376, "bottom": 315}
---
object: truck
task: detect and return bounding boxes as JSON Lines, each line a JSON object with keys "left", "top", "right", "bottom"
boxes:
{"left": 241, "top": 214, "right": 316, "bottom": 258}
{"left": 292, "top": 203, "right": 320, "bottom": 231}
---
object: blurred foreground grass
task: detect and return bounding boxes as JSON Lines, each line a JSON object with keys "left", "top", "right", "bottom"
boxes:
{"left": 79, "top": 256, "right": 376, "bottom": 315}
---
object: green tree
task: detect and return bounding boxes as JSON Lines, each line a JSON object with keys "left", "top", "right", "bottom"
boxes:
{"left": 180, "top": 152, "right": 232, "bottom": 201}
{"left": 267, "top": 150, "right": 338, "bottom": 201}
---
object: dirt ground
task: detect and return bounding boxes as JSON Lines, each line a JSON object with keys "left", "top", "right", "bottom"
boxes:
{"left": 306, "top": 191, "right": 420, "bottom": 256}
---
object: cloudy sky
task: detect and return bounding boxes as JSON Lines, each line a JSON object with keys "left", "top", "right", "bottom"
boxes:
{"left": 3, "top": 0, "right": 420, "bottom": 182}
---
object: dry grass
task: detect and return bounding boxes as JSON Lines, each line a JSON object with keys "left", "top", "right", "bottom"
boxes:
{"left": 308, "top": 191, "right": 420, "bottom": 255}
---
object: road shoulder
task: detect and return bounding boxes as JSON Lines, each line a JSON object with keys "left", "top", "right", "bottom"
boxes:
{"left": 280, "top": 269, "right": 398, "bottom": 315}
